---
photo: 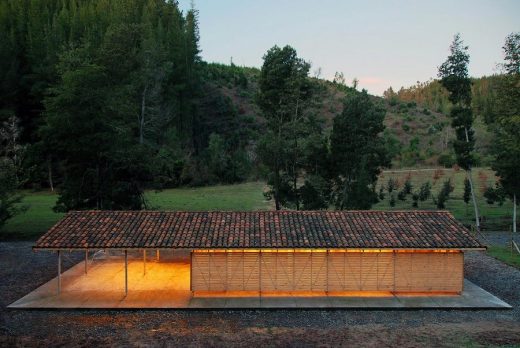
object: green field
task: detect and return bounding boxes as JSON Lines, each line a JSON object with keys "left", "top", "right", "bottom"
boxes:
{"left": 2, "top": 182, "right": 270, "bottom": 240}
{"left": 487, "top": 246, "right": 520, "bottom": 269}
{"left": 1, "top": 169, "right": 515, "bottom": 241}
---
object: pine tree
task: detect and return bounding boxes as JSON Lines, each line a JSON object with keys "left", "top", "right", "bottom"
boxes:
{"left": 256, "top": 45, "right": 311, "bottom": 210}
{"left": 491, "top": 32, "right": 520, "bottom": 236}
{"left": 330, "top": 90, "right": 390, "bottom": 209}
{"left": 438, "top": 34, "right": 480, "bottom": 230}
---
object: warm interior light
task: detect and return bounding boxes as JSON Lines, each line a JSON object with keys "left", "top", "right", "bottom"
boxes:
{"left": 193, "top": 249, "right": 460, "bottom": 253}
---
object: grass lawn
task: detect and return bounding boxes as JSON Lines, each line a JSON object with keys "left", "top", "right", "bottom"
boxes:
{"left": 146, "top": 181, "right": 270, "bottom": 211}
{"left": 1, "top": 192, "right": 65, "bottom": 240}
{"left": 487, "top": 246, "right": 520, "bottom": 269}
{"left": 1, "top": 182, "right": 270, "bottom": 240}
{"left": 1, "top": 169, "right": 515, "bottom": 240}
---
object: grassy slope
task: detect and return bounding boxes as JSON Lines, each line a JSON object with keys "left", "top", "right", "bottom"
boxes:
{"left": 207, "top": 67, "right": 494, "bottom": 168}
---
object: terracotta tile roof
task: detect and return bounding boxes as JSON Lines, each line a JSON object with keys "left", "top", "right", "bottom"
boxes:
{"left": 33, "top": 210, "right": 485, "bottom": 250}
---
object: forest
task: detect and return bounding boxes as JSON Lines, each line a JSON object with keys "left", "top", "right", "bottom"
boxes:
{"left": 0, "top": 1, "right": 518, "bottom": 230}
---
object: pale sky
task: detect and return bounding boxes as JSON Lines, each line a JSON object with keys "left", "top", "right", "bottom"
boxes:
{"left": 180, "top": 0, "right": 519, "bottom": 95}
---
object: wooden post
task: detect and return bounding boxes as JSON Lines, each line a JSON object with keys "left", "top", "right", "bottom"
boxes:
{"left": 57, "top": 250, "right": 62, "bottom": 295}
{"left": 143, "top": 249, "right": 146, "bottom": 276}
{"left": 124, "top": 250, "right": 128, "bottom": 296}
{"left": 85, "top": 249, "right": 88, "bottom": 274}
{"left": 326, "top": 250, "right": 329, "bottom": 294}
{"left": 156, "top": 249, "right": 160, "bottom": 262}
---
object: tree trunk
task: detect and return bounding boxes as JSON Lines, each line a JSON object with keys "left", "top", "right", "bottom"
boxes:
{"left": 514, "top": 194, "right": 517, "bottom": 235}
{"left": 139, "top": 85, "right": 148, "bottom": 144}
{"left": 47, "top": 157, "right": 54, "bottom": 192}
{"left": 274, "top": 166, "right": 281, "bottom": 210}
{"left": 466, "top": 170, "right": 480, "bottom": 231}
{"left": 464, "top": 127, "right": 480, "bottom": 232}
{"left": 293, "top": 98, "right": 299, "bottom": 210}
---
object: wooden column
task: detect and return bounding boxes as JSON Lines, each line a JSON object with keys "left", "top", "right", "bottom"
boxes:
{"left": 156, "top": 249, "right": 160, "bottom": 262}
{"left": 84, "top": 249, "right": 88, "bottom": 274}
{"left": 57, "top": 250, "right": 62, "bottom": 295}
{"left": 124, "top": 250, "right": 128, "bottom": 296}
{"left": 143, "top": 250, "right": 146, "bottom": 276}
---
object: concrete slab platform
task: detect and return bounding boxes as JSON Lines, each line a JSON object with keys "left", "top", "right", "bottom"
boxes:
{"left": 8, "top": 259, "right": 512, "bottom": 309}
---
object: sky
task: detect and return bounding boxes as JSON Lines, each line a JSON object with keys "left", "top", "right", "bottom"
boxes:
{"left": 179, "top": 0, "right": 519, "bottom": 96}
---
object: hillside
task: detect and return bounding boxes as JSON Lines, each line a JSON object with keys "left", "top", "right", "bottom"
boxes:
{"left": 199, "top": 63, "right": 495, "bottom": 169}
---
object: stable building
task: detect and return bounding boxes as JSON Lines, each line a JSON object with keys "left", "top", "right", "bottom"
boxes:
{"left": 34, "top": 210, "right": 484, "bottom": 296}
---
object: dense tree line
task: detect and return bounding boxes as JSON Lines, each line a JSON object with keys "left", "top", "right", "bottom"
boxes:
{"left": 0, "top": 0, "right": 517, "bottom": 232}
{"left": 0, "top": 0, "right": 259, "bottom": 211}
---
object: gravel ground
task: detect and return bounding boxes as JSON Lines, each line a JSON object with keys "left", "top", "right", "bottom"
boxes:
{"left": 1, "top": 242, "right": 519, "bottom": 347}
{"left": 481, "top": 231, "right": 519, "bottom": 247}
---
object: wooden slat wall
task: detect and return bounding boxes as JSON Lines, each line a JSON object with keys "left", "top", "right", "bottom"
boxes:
{"left": 394, "top": 252, "right": 463, "bottom": 292}
{"left": 191, "top": 251, "right": 463, "bottom": 293}
{"left": 327, "top": 252, "right": 395, "bottom": 291}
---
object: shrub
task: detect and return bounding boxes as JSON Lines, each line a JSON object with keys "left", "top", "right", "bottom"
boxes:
{"left": 389, "top": 194, "right": 396, "bottom": 207}
{"left": 437, "top": 153, "right": 455, "bottom": 168}
{"left": 435, "top": 179, "right": 454, "bottom": 209}
{"left": 386, "top": 178, "right": 398, "bottom": 193}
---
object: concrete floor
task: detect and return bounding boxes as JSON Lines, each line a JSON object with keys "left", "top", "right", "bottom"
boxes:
{"left": 8, "top": 257, "right": 512, "bottom": 309}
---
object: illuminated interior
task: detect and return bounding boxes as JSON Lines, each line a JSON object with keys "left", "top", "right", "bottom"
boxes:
{"left": 49, "top": 248, "right": 463, "bottom": 299}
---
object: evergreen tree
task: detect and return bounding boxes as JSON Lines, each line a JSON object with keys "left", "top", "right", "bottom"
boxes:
{"left": 438, "top": 34, "right": 480, "bottom": 230}
{"left": 330, "top": 90, "right": 390, "bottom": 209}
{"left": 490, "top": 32, "right": 520, "bottom": 235}
{"left": 256, "top": 45, "right": 312, "bottom": 210}
{"left": 43, "top": 45, "right": 150, "bottom": 211}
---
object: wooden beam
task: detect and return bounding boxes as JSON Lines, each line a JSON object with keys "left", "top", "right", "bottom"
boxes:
{"left": 124, "top": 250, "right": 128, "bottom": 296}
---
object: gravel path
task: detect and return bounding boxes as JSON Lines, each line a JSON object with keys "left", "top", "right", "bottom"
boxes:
{"left": 1, "top": 242, "right": 519, "bottom": 347}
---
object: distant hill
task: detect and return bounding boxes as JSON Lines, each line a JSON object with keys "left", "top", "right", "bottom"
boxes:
{"left": 199, "top": 63, "right": 496, "bottom": 169}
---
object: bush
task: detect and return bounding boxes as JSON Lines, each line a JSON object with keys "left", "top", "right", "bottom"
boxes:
{"left": 435, "top": 179, "right": 454, "bottom": 209}
{"left": 389, "top": 194, "right": 396, "bottom": 207}
{"left": 378, "top": 186, "right": 385, "bottom": 201}
{"left": 386, "top": 178, "right": 398, "bottom": 193}
{"left": 411, "top": 193, "right": 419, "bottom": 207}
{"left": 418, "top": 182, "right": 432, "bottom": 201}
{"left": 437, "top": 153, "right": 455, "bottom": 168}
{"left": 403, "top": 179, "right": 413, "bottom": 195}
